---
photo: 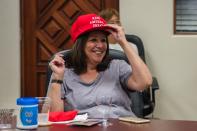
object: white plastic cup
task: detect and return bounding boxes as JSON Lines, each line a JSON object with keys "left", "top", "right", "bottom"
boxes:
{"left": 36, "top": 97, "right": 51, "bottom": 126}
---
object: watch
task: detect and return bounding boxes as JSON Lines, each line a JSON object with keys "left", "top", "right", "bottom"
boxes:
{"left": 51, "top": 79, "right": 63, "bottom": 84}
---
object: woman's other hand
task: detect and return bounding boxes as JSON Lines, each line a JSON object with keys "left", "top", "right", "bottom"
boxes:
{"left": 49, "top": 54, "right": 65, "bottom": 80}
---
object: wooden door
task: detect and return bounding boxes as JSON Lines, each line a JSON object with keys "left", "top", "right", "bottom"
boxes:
{"left": 20, "top": 0, "right": 119, "bottom": 97}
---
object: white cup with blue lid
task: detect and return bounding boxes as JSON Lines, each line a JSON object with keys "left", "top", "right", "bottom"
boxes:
{"left": 16, "top": 97, "right": 39, "bottom": 129}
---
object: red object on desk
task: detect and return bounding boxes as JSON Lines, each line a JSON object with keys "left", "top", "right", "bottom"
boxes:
{"left": 49, "top": 110, "right": 78, "bottom": 122}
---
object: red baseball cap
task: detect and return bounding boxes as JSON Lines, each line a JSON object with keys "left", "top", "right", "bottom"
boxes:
{"left": 70, "top": 13, "right": 114, "bottom": 42}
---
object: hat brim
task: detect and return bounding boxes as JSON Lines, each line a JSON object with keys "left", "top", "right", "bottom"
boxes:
{"left": 79, "top": 26, "right": 116, "bottom": 38}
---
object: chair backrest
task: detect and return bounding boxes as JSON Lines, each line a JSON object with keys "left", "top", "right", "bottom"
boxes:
{"left": 125, "top": 34, "right": 146, "bottom": 62}
{"left": 45, "top": 49, "right": 128, "bottom": 93}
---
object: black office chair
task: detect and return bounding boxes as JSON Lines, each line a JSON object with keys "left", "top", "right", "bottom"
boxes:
{"left": 125, "top": 34, "right": 159, "bottom": 118}
{"left": 46, "top": 35, "right": 159, "bottom": 118}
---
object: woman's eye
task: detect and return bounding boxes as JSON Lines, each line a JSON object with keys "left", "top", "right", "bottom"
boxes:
{"left": 101, "top": 39, "right": 107, "bottom": 43}
{"left": 88, "top": 38, "right": 106, "bottom": 43}
{"left": 89, "top": 38, "right": 97, "bottom": 42}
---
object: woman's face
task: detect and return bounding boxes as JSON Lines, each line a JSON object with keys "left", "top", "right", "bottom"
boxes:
{"left": 85, "top": 31, "right": 107, "bottom": 65}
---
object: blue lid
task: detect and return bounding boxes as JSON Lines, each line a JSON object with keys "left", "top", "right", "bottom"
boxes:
{"left": 17, "top": 97, "right": 38, "bottom": 105}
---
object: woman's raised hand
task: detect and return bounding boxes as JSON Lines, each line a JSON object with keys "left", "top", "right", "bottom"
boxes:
{"left": 106, "top": 24, "right": 127, "bottom": 45}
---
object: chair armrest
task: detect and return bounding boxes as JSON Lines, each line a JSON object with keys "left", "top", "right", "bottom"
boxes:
{"left": 151, "top": 77, "right": 159, "bottom": 91}
{"left": 150, "top": 76, "right": 159, "bottom": 104}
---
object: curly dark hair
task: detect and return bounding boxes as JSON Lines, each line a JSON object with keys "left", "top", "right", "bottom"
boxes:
{"left": 65, "top": 32, "right": 111, "bottom": 75}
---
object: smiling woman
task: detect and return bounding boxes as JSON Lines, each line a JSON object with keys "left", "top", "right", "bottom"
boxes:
{"left": 46, "top": 13, "right": 152, "bottom": 119}
{"left": 85, "top": 31, "right": 108, "bottom": 65}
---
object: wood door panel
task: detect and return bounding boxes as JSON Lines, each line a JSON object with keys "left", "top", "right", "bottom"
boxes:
{"left": 21, "top": 0, "right": 119, "bottom": 97}
{"left": 72, "top": 0, "right": 100, "bottom": 13}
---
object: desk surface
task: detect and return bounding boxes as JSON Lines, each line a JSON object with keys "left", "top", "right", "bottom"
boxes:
{"left": 37, "top": 119, "right": 197, "bottom": 131}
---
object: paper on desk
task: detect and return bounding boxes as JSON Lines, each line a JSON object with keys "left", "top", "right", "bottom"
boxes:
{"left": 50, "top": 113, "right": 88, "bottom": 124}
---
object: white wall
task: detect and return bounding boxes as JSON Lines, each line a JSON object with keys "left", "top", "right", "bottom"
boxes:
{"left": 0, "top": 0, "right": 20, "bottom": 108}
{"left": 1, "top": 0, "right": 197, "bottom": 121}
{"left": 120, "top": 0, "right": 197, "bottom": 120}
